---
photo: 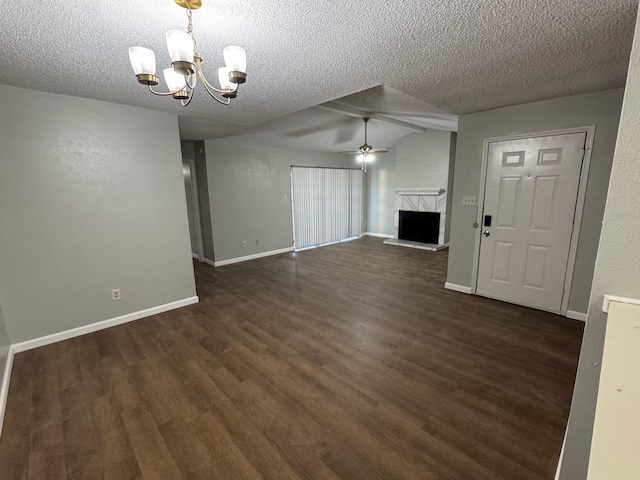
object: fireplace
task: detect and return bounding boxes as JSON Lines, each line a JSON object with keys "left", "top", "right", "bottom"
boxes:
{"left": 398, "top": 211, "right": 441, "bottom": 244}
{"left": 383, "top": 187, "right": 447, "bottom": 251}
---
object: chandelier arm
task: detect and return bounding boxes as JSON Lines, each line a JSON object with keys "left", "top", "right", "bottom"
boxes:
{"left": 196, "top": 62, "right": 226, "bottom": 94}
{"left": 147, "top": 85, "right": 190, "bottom": 96}
{"left": 181, "top": 88, "right": 195, "bottom": 107}
{"left": 186, "top": 72, "right": 197, "bottom": 89}
{"left": 199, "top": 78, "right": 231, "bottom": 105}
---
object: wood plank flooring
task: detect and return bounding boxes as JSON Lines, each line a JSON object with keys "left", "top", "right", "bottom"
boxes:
{"left": 0, "top": 237, "right": 584, "bottom": 479}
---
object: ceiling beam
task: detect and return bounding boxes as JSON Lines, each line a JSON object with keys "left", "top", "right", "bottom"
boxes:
{"left": 316, "top": 102, "right": 428, "bottom": 133}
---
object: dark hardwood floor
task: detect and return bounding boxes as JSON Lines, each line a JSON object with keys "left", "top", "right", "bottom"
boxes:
{"left": 0, "top": 237, "right": 584, "bottom": 479}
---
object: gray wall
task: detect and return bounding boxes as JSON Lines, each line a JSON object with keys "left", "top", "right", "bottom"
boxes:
{"left": 203, "top": 140, "right": 353, "bottom": 262}
{"left": 366, "top": 145, "right": 397, "bottom": 235}
{"left": 0, "top": 85, "right": 197, "bottom": 343}
{"left": 446, "top": 88, "right": 624, "bottom": 314}
{"left": 560, "top": 15, "right": 640, "bottom": 479}
{"left": 395, "top": 131, "right": 452, "bottom": 190}
{"left": 367, "top": 130, "right": 455, "bottom": 237}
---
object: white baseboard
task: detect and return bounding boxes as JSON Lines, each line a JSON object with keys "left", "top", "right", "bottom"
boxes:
{"left": 566, "top": 310, "right": 587, "bottom": 322}
{"left": 0, "top": 345, "right": 15, "bottom": 439}
{"left": 363, "top": 232, "right": 394, "bottom": 239}
{"left": 555, "top": 429, "right": 567, "bottom": 480}
{"left": 201, "top": 258, "right": 216, "bottom": 268}
{"left": 444, "top": 282, "right": 472, "bottom": 294}
{"left": 214, "top": 247, "right": 294, "bottom": 267}
{"left": 191, "top": 253, "right": 199, "bottom": 259}
{"left": 11, "top": 296, "right": 199, "bottom": 354}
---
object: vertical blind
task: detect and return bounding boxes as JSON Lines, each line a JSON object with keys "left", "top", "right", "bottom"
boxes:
{"left": 291, "top": 167, "right": 362, "bottom": 249}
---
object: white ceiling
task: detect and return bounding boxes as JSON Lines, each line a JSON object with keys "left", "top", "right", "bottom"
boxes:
{"left": 0, "top": 0, "right": 636, "bottom": 149}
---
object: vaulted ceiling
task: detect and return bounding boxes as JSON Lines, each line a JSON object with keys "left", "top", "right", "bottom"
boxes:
{"left": 0, "top": 0, "right": 636, "bottom": 148}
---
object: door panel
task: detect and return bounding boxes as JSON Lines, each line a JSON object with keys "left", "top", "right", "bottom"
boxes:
{"left": 523, "top": 245, "right": 548, "bottom": 288}
{"left": 476, "top": 132, "right": 586, "bottom": 313}
{"left": 497, "top": 177, "right": 520, "bottom": 228}
{"left": 491, "top": 242, "right": 513, "bottom": 283}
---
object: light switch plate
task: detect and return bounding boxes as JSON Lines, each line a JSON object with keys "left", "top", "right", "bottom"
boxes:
{"left": 463, "top": 196, "right": 476, "bottom": 206}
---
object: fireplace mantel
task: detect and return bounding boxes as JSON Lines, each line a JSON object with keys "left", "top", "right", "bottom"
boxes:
{"left": 395, "top": 188, "right": 445, "bottom": 196}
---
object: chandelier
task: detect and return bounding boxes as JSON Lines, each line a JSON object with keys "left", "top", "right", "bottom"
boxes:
{"left": 128, "top": 0, "right": 247, "bottom": 106}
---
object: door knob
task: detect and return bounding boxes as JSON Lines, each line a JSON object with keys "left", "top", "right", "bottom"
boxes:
{"left": 483, "top": 230, "right": 490, "bottom": 237}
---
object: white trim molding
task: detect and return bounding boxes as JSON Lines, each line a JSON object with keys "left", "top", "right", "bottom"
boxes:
{"left": 214, "top": 247, "right": 294, "bottom": 267}
{"left": 555, "top": 431, "right": 567, "bottom": 480}
{"left": 0, "top": 345, "right": 15, "bottom": 440}
{"left": 363, "top": 232, "right": 394, "bottom": 239}
{"left": 384, "top": 238, "right": 448, "bottom": 251}
{"left": 201, "top": 258, "right": 216, "bottom": 268}
{"left": 11, "top": 296, "right": 199, "bottom": 353}
{"left": 566, "top": 310, "right": 588, "bottom": 322}
{"left": 602, "top": 294, "right": 640, "bottom": 313}
{"left": 444, "top": 282, "right": 472, "bottom": 294}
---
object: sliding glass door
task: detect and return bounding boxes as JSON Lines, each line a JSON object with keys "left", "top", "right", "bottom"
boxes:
{"left": 291, "top": 167, "right": 362, "bottom": 249}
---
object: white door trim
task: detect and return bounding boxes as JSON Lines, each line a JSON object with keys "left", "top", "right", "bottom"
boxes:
{"left": 470, "top": 126, "right": 596, "bottom": 316}
{"left": 183, "top": 159, "right": 205, "bottom": 262}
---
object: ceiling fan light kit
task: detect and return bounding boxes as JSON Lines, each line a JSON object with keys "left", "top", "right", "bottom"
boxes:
{"left": 128, "top": 0, "right": 247, "bottom": 106}
{"left": 340, "top": 117, "right": 389, "bottom": 172}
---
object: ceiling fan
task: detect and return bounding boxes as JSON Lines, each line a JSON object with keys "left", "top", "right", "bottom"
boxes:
{"left": 339, "top": 117, "right": 389, "bottom": 171}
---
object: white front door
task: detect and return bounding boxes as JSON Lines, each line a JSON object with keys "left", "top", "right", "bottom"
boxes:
{"left": 476, "top": 132, "right": 586, "bottom": 313}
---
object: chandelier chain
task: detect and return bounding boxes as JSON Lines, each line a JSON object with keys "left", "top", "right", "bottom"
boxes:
{"left": 186, "top": 6, "right": 198, "bottom": 52}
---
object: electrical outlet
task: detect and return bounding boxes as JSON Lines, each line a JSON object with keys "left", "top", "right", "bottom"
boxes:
{"left": 462, "top": 196, "right": 477, "bottom": 206}
{"left": 256, "top": 240, "right": 260, "bottom": 246}
{"left": 112, "top": 288, "right": 122, "bottom": 301}
{"left": 242, "top": 240, "right": 247, "bottom": 247}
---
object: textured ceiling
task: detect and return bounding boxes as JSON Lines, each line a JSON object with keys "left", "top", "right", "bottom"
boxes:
{"left": 0, "top": 0, "right": 636, "bottom": 144}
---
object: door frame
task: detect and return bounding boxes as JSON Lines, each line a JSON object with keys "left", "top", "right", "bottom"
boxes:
{"left": 183, "top": 158, "right": 205, "bottom": 262}
{"left": 470, "top": 125, "right": 596, "bottom": 316}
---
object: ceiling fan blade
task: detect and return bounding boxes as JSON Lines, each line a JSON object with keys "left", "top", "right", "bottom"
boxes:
{"left": 338, "top": 150, "right": 361, "bottom": 154}
{"left": 368, "top": 148, "right": 390, "bottom": 153}
{"left": 284, "top": 119, "right": 339, "bottom": 138}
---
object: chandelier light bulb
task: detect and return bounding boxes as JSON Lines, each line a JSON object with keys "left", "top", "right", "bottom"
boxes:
{"left": 166, "top": 29, "right": 195, "bottom": 64}
{"left": 129, "top": 47, "right": 157, "bottom": 75}
{"left": 218, "top": 67, "right": 237, "bottom": 90}
{"left": 224, "top": 46, "right": 247, "bottom": 84}
{"left": 224, "top": 46, "right": 247, "bottom": 73}
{"left": 163, "top": 68, "right": 187, "bottom": 92}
